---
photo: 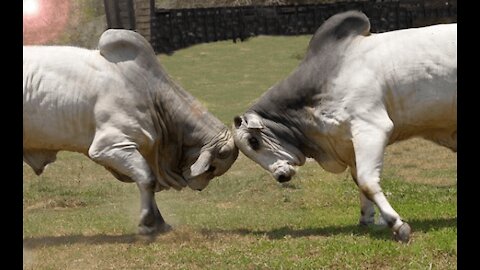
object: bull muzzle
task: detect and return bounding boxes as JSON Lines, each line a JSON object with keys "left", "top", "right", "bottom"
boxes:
{"left": 276, "top": 174, "right": 292, "bottom": 183}
{"left": 271, "top": 160, "right": 296, "bottom": 183}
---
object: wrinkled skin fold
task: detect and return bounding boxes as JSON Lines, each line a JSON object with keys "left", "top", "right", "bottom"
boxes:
{"left": 23, "top": 29, "right": 238, "bottom": 235}
{"left": 233, "top": 11, "right": 456, "bottom": 243}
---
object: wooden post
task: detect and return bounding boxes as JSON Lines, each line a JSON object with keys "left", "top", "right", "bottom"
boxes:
{"left": 134, "top": 0, "right": 153, "bottom": 42}
{"left": 126, "top": 0, "right": 136, "bottom": 29}
{"left": 104, "top": 0, "right": 135, "bottom": 29}
{"left": 104, "top": 0, "right": 121, "bottom": 28}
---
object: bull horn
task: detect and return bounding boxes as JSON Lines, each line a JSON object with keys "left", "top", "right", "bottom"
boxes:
{"left": 190, "top": 151, "right": 213, "bottom": 178}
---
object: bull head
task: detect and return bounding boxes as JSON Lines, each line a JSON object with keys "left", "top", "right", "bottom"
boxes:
{"left": 184, "top": 132, "right": 238, "bottom": 191}
{"left": 233, "top": 113, "right": 306, "bottom": 183}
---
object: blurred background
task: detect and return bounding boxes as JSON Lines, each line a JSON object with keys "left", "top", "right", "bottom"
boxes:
{"left": 22, "top": 0, "right": 455, "bottom": 51}
{"left": 23, "top": 0, "right": 106, "bottom": 48}
{"left": 22, "top": 0, "right": 335, "bottom": 47}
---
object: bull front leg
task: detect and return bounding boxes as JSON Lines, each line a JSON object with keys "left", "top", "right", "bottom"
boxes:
{"left": 351, "top": 119, "right": 411, "bottom": 243}
{"left": 136, "top": 181, "right": 171, "bottom": 235}
{"left": 88, "top": 132, "right": 171, "bottom": 235}
{"left": 351, "top": 169, "right": 388, "bottom": 227}
{"left": 351, "top": 169, "right": 375, "bottom": 226}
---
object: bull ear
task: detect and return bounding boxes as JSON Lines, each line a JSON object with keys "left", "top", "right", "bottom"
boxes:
{"left": 245, "top": 114, "right": 264, "bottom": 129}
{"left": 190, "top": 151, "right": 213, "bottom": 177}
{"left": 233, "top": 116, "right": 243, "bottom": 129}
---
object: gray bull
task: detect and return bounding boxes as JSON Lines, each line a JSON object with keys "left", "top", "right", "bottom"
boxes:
{"left": 233, "top": 11, "right": 456, "bottom": 242}
{"left": 23, "top": 29, "right": 238, "bottom": 235}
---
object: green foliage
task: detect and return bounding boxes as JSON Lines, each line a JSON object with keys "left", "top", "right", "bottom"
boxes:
{"left": 23, "top": 35, "right": 456, "bottom": 269}
{"left": 53, "top": 0, "right": 106, "bottom": 48}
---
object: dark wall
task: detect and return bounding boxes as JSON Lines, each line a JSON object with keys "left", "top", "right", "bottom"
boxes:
{"left": 151, "top": 0, "right": 456, "bottom": 54}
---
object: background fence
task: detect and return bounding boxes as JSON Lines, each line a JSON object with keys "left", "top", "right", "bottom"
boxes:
{"left": 104, "top": 0, "right": 457, "bottom": 54}
{"left": 151, "top": 0, "right": 456, "bottom": 54}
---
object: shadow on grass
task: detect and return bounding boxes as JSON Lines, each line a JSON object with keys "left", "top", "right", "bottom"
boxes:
{"left": 23, "top": 217, "right": 456, "bottom": 249}
{"left": 23, "top": 233, "right": 153, "bottom": 249}
{"left": 203, "top": 216, "right": 457, "bottom": 241}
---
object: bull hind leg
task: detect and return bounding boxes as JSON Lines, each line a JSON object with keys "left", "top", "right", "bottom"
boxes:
{"left": 88, "top": 133, "right": 171, "bottom": 235}
{"left": 351, "top": 121, "right": 411, "bottom": 243}
{"left": 23, "top": 150, "right": 58, "bottom": 175}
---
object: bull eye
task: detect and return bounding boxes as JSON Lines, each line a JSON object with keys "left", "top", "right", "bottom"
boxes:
{"left": 207, "top": 165, "right": 216, "bottom": 173}
{"left": 248, "top": 137, "right": 260, "bottom": 150}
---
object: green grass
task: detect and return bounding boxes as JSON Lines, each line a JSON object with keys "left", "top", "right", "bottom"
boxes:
{"left": 23, "top": 35, "right": 457, "bottom": 269}
{"left": 158, "top": 36, "right": 310, "bottom": 124}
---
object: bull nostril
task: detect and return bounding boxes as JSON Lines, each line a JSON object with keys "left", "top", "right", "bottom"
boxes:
{"left": 277, "top": 174, "right": 291, "bottom": 183}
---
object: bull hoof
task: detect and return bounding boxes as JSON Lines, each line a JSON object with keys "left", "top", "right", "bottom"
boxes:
{"left": 138, "top": 222, "right": 172, "bottom": 235}
{"left": 158, "top": 222, "right": 172, "bottom": 233}
{"left": 358, "top": 221, "right": 373, "bottom": 227}
{"left": 394, "top": 222, "right": 411, "bottom": 243}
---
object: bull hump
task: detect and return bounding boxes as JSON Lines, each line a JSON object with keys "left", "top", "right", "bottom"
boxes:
{"left": 307, "top": 11, "right": 370, "bottom": 56}
{"left": 98, "top": 29, "right": 157, "bottom": 64}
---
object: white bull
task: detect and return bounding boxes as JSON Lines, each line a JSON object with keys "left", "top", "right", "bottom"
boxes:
{"left": 23, "top": 29, "right": 238, "bottom": 235}
{"left": 233, "top": 11, "right": 456, "bottom": 242}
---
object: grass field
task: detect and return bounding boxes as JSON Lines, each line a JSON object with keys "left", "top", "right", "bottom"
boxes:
{"left": 23, "top": 36, "right": 457, "bottom": 269}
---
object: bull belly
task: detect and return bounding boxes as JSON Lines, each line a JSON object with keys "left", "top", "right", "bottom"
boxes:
{"left": 387, "top": 72, "right": 456, "bottom": 136}
{"left": 388, "top": 114, "right": 456, "bottom": 150}
{"left": 23, "top": 117, "right": 95, "bottom": 153}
